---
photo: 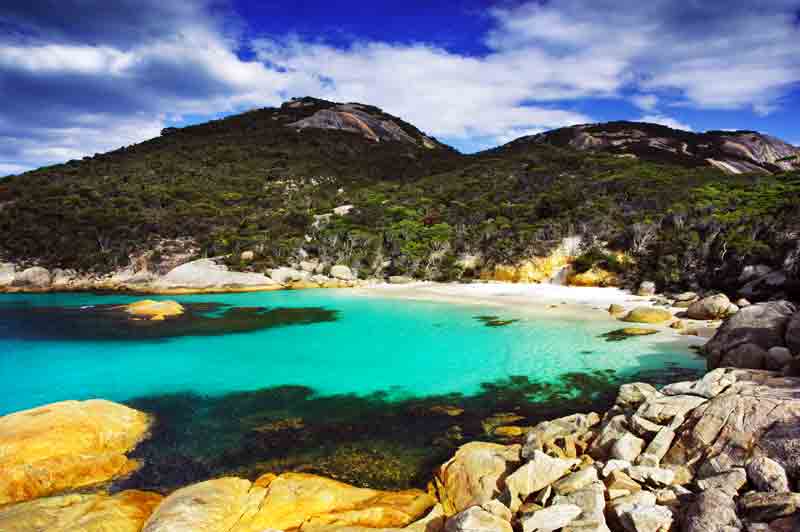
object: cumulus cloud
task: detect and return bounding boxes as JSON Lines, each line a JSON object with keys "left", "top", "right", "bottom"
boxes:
{"left": 1, "top": 0, "right": 798, "bottom": 172}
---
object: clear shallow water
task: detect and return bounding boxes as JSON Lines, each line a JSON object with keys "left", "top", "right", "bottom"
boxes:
{"left": 0, "top": 289, "right": 705, "bottom": 490}
{"left": 0, "top": 290, "right": 702, "bottom": 415}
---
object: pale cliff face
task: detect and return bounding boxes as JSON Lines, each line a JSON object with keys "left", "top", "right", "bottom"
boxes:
{"left": 527, "top": 122, "right": 800, "bottom": 175}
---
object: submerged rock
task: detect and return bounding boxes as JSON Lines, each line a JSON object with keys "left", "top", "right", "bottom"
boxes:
{"left": 0, "top": 399, "right": 151, "bottom": 505}
{"left": 0, "top": 490, "right": 163, "bottom": 532}
{"left": 125, "top": 299, "right": 185, "bottom": 321}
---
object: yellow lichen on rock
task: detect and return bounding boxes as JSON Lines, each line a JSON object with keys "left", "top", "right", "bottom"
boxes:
{"left": 621, "top": 307, "right": 673, "bottom": 323}
{"left": 484, "top": 253, "right": 573, "bottom": 284}
{"left": 125, "top": 299, "right": 185, "bottom": 320}
{"left": 0, "top": 490, "right": 163, "bottom": 532}
{"left": 142, "top": 473, "right": 436, "bottom": 532}
{"left": 0, "top": 399, "right": 151, "bottom": 505}
{"left": 567, "top": 267, "right": 620, "bottom": 287}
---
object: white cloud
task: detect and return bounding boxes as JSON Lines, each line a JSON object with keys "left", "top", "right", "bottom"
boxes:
{"left": 632, "top": 94, "right": 659, "bottom": 111}
{"left": 638, "top": 114, "right": 693, "bottom": 131}
{"left": 2, "top": 0, "right": 799, "bottom": 172}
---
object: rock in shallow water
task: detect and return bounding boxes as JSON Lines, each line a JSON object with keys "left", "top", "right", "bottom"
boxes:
{"left": 0, "top": 399, "right": 151, "bottom": 505}
{"left": 621, "top": 307, "right": 672, "bottom": 324}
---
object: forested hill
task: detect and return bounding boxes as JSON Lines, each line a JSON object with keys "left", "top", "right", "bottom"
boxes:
{"left": 0, "top": 97, "right": 798, "bottom": 296}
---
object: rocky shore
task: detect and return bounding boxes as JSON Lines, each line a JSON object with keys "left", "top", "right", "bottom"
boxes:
{"left": 0, "top": 258, "right": 367, "bottom": 294}
{"left": 1, "top": 291, "right": 799, "bottom": 530}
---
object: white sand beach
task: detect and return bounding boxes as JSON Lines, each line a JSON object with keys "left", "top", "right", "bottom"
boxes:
{"left": 353, "top": 281, "right": 710, "bottom": 348}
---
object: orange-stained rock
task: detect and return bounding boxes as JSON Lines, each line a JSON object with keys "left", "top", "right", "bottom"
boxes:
{"left": 431, "top": 442, "right": 521, "bottom": 516}
{"left": 142, "top": 473, "right": 436, "bottom": 532}
{"left": 567, "top": 267, "right": 620, "bottom": 287}
{"left": 0, "top": 490, "right": 162, "bottom": 532}
{"left": 0, "top": 399, "right": 151, "bottom": 505}
{"left": 125, "top": 299, "right": 185, "bottom": 320}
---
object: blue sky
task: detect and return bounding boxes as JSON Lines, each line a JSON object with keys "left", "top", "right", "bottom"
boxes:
{"left": 1, "top": 0, "right": 799, "bottom": 174}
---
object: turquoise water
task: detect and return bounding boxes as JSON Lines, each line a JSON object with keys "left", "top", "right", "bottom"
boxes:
{"left": 0, "top": 290, "right": 702, "bottom": 415}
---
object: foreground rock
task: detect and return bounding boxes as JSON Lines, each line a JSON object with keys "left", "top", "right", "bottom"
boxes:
{"left": 686, "top": 294, "right": 734, "bottom": 320}
{"left": 0, "top": 490, "right": 163, "bottom": 532}
{"left": 143, "top": 472, "right": 435, "bottom": 532}
{"left": 432, "top": 442, "right": 521, "bottom": 515}
{"left": 0, "top": 400, "right": 151, "bottom": 505}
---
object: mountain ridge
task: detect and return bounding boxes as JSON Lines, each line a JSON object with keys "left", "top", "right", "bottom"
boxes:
{"left": 1, "top": 97, "right": 798, "bottom": 298}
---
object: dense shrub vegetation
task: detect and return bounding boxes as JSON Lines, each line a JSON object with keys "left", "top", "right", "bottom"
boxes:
{"left": 0, "top": 98, "right": 797, "bottom": 291}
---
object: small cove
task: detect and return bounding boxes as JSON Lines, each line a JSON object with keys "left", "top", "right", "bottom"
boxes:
{"left": 0, "top": 289, "right": 705, "bottom": 491}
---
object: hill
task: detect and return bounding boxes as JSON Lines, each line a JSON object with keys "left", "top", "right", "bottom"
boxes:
{"left": 518, "top": 121, "right": 800, "bottom": 174}
{"left": 0, "top": 100, "right": 798, "bottom": 297}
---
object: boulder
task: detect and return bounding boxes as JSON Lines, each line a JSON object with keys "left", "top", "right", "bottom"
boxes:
{"left": 717, "top": 343, "right": 768, "bottom": 370}
{"left": 240, "top": 250, "right": 254, "bottom": 261}
{"left": 601, "top": 460, "right": 633, "bottom": 478}
{"left": 522, "top": 413, "right": 600, "bottom": 459}
{"left": 610, "top": 432, "right": 646, "bottom": 462}
{"left": 389, "top": 276, "right": 414, "bottom": 284}
{"left": 737, "top": 491, "right": 800, "bottom": 522}
{"left": 608, "top": 304, "right": 626, "bottom": 316}
{"left": 144, "top": 473, "right": 435, "bottom": 532}
{"left": 331, "top": 265, "right": 355, "bottom": 281}
{"left": 786, "top": 311, "right": 800, "bottom": 355}
{"left": 626, "top": 466, "right": 675, "bottom": 487}
{"left": 618, "top": 504, "right": 672, "bottom": 532}
{"left": 300, "top": 260, "right": 318, "bottom": 272}
{"left": 333, "top": 204, "right": 354, "bottom": 216}
{"left": 747, "top": 456, "right": 790, "bottom": 492}
{"left": 616, "top": 383, "right": 661, "bottom": 409}
{"left": 433, "top": 442, "right": 521, "bottom": 515}
{"left": 637, "top": 281, "right": 656, "bottom": 297}
{"left": 687, "top": 294, "right": 731, "bottom": 320}
{"left": 637, "top": 427, "right": 675, "bottom": 467}
{"left": 11, "top": 266, "right": 51, "bottom": 288}
{"left": 0, "top": 399, "right": 151, "bottom": 505}
{"left": 704, "top": 301, "right": 796, "bottom": 369}
{"left": 629, "top": 416, "right": 663, "bottom": 439}
{"left": 269, "top": 267, "right": 308, "bottom": 284}
{"left": 635, "top": 394, "right": 706, "bottom": 424}
{"left": 674, "top": 291, "right": 698, "bottom": 302}
{"left": 521, "top": 504, "right": 582, "bottom": 532}
{"left": 695, "top": 468, "right": 747, "bottom": 494}
{"left": 739, "top": 271, "right": 788, "bottom": 302}
{"left": 766, "top": 347, "right": 793, "bottom": 371}
{"left": 660, "top": 368, "right": 736, "bottom": 399}
{"left": 444, "top": 506, "right": 512, "bottom": 532}
{"left": 681, "top": 488, "right": 740, "bottom": 532}
{"left": 739, "top": 264, "right": 773, "bottom": 284}
{"left": 663, "top": 370, "right": 800, "bottom": 481}
{"left": 0, "top": 262, "right": 17, "bottom": 286}
{"left": 506, "top": 451, "right": 579, "bottom": 511}
{"left": 736, "top": 298, "right": 751, "bottom": 307}
{"left": 0, "top": 490, "right": 163, "bottom": 532}
{"left": 157, "top": 259, "right": 278, "bottom": 290}
{"left": 552, "top": 467, "right": 599, "bottom": 495}
{"left": 589, "top": 416, "right": 630, "bottom": 460}
{"left": 621, "top": 307, "right": 672, "bottom": 324}
{"left": 554, "top": 482, "right": 608, "bottom": 530}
